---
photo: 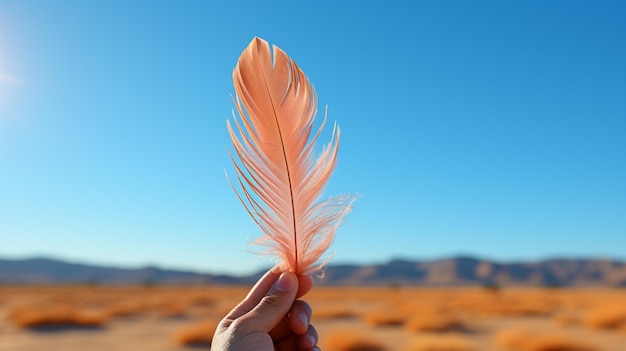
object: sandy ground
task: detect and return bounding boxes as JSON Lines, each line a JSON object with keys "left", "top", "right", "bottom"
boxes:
{"left": 2, "top": 314, "right": 625, "bottom": 351}
{"left": 0, "top": 286, "right": 625, "bottom": 351}
{"left": 313, "top": 315, "right": 626, "bottom": 351}
{"left": 0, "top": 316, "right": 191, "bottom": 351}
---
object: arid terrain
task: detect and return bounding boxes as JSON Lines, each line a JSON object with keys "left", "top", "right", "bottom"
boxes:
{"left": 1, "top": 285, "right": 625, "bottom": 351}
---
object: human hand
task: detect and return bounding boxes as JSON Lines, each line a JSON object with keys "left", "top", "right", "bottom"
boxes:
{"left": 211, "top": 267, "right": 320, "bottom": 351}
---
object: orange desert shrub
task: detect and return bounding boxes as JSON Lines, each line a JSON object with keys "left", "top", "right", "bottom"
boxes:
{"left": 405, "top": 312, "right": 463, "bottom": 333}
{"left": 189, "top": 294, "right": 215, "bottom": 307}
{"left": 495, "top": 328, "right": 530, "bottom": 350}
{"left": 8, "top": 304, "right": 108, "bottom": 328}
{"left": 68, "top": 309, "right": 108, "bottom": 326}
{"left": 447, "top": 293, "right": 557, "bottom": 317}
{"left": 583, "top": 306, "right": 626, "bottom": 330}
{"left": 490, "top": 297, "right": 556, "bottom": 317}
{"left": 515, "top": 299, "right": 556, "bottom": 316}
{"left": 396, "top": 301, "right": 449, "bottom": 316}
{"left": 408, "top": 335, "right": 473, "bottom": 351}
{"left": 173, "top": 319, "right": 218, "bottom": 347}
{"left": 363, "top": 309, "right": 406, "bottom": 327}
{"left": 321, "top": 330, "right": 386, "bottom": 351}
{"left": 495, "top": 328, "right": 598, "bottom": 351}
{"left": 154, "top": 299, "right": 189, "bottom": 318}
{"left": 104, "top": 300, "right": 146, "bottom": 318}
{"left": 552, "top": 313, "right": 579, "bottom": 327}
{"left": 314, "top": 306, "right": 356, "bottom": 320}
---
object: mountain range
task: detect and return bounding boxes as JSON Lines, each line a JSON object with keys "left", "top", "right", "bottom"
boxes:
{"left": 1, "top": 256, "right": 625, "bottom": 287}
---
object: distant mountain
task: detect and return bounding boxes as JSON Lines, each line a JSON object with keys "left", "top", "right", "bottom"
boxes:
{"left": 0, "top": 258, "right": 250, "bottom": 285}
{"left": 322, "top": 257, "right": 626, "bottom": 287}
{"left": 1, "top": 256, "right": 625, "bottom": 287}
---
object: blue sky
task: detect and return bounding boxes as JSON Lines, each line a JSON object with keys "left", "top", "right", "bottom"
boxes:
{"left": 1, "top": 1, "right": 624, "bottom": 275}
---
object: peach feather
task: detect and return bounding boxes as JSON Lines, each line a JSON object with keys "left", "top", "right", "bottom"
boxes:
{"left": 227, "top": 37, "right": 354, "bottom": 275}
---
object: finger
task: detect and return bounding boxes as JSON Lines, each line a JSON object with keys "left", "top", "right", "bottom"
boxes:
{"left": 296, "top": 274, "right": 314, "bottom": 298}
{"left": 262, "top": 273, "right": 312, "bottom": 340}
{"left": 297, "top": 324, "right": 319, "bottom": 350}
{"left": 288, "top": 300, "right": 312, "bottom": 335}
{"left": 224, "top": 266, "right": 281, "bottom": 321}
{"left": 238, "top": 271, "right": 299, "bottom": 333}
{"left": 269, "top": 299, "right": 312, "bottom": 340}
{"left": 274, "top": 324, "right": 319, "bottom": 351}
{"left": 227, "top": 268, "right": 312, "bottom": 322}
{"left": 274, "top": 333, "right": 297, "bottom": 351}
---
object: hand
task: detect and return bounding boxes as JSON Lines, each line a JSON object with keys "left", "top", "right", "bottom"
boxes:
{"left": 211, "top": 267, "right": 320, "bottom": 351}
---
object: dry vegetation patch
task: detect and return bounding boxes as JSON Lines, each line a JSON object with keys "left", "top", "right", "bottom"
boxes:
{"left": 314, "top": 305, "right": 357, "bottom": 320}
{"left": 407, "top": 335, "right": 474, "bottom": 351}
{"left": 552, "top": 313, "right": 579, "bottom": 327}
{"left": 363, "top": 309, "right": 406, "bottom": 327}
{"left": 8, "top": 303, "right": 109, "bottom": 328}
{"left": 405, "top": 312, "right": 464, "bottom": 333}
{"left": 148, "top": 297, "right": 190, "bottom": 318}
{"left": 2, "top": 286, "right": 226, "bottom": 330}
{"left": 188, "top": 294, "right": 215, "bottom": 307}
{"left": 583, "top": 306, "right": 626, "bottom": 330}
{"left": 481, "top": 297, "right": 556, "bottom": 317}
{"left": 172, "top": 319, "right": 219, "bottom": 347}
{"left": 495, "top": 328, "right": 598, "bottom": 351}
{"left": 104, "top": 300, "right": 146, "bottom": 318}
{"left": 431, "top": 290, "right": 558, "bottom": 318}
{"left": 321, "top": 329, "right": 386, "bottom": 351}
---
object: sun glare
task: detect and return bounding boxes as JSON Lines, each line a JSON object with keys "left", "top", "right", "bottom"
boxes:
{"left": 0, "top": 71, "right": 21, "bottom": 86}
{"left": 0, "top": 24, "right": 23, "bottom": 113}
{"left": 0, "top": 67, "right": 22, "bottom": 114}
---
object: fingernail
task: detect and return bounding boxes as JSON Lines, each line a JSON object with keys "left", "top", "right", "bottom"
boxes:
{"left": 298, "top": 311, "right": 309, "bottom": 326}
{"left": 275, "top": 272, "right": 296, "bottom": 292}
{"left": 308, "top": 334, "right": 316, "bottom": 347}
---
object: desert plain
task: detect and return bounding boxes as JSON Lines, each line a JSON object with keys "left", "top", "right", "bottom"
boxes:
{"left": 1, "top": 284, "right": 625, "bottom": 351}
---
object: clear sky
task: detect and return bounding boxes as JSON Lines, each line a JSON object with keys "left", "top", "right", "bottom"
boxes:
{"left": 1, "top": 1, "right": 625, "bottom": 275}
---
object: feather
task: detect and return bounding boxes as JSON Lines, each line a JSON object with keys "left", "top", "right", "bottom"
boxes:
{"left": 227, "top": 37, "right": 353, "bottom": 275}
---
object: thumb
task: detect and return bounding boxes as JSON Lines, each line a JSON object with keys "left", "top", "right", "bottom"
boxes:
{"left": 241, "top": 271, "right": 299, "bottom": 332}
